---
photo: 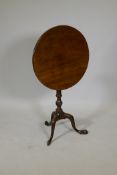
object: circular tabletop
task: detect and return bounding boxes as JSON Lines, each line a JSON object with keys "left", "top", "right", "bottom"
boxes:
{"left": 32, "top": 25, "right": 89, "bottom": 90}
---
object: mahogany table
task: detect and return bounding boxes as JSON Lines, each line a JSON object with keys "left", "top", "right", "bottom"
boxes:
{"left": 32, "top": 25, "right": 89, "bottom": 145}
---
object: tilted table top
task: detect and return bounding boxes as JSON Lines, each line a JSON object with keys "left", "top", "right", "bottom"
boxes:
{"left": 32, "top": 25, "right": 89, "bottom": 90}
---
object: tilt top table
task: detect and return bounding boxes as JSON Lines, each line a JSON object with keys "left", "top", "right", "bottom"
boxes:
{"left": 32, "top": 25, "right": 89, "bottom": 145}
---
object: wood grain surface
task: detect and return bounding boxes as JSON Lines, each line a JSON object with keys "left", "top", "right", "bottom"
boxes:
{"left": 32, "top": 25, "right": 89, "bottom": 90}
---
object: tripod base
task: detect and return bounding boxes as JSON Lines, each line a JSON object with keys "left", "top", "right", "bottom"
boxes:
{"left": 45, "top": 111, "right": 88, "bottom": 145}
{"left": 45, "top": 90, "right": 88, "bottom": 146}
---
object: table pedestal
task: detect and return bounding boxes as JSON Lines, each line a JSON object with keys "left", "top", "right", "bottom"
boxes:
{"left": 45, "top": 90, "right": 88, "bottom": 145}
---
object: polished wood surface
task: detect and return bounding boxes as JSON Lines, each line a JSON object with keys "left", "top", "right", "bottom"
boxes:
{"left": 32, "top": 25, "right": 89, "bottom": 90}
{"left": 32, "top": 25, "right": 89, "bottom": 145}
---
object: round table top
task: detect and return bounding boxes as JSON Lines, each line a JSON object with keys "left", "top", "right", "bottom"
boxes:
{"left": 32, "top": 25, "right": 89, "bottom": 90}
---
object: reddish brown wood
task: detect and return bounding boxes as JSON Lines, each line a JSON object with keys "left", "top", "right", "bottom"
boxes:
{"left": 45, "top": 90, "right": 88, "bottom": 145}
{"left": 32, "top": 25, "right": 89, "bottom": 145}
{"left": 32, "top": 25, "right": 89, "bottom": 90}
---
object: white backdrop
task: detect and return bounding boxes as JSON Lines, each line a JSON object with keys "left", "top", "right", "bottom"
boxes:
{"left": 0, "top": 1, "right": 117, "bottom": 175}
{"left": 0, "top": 0, "right": 117, "bottom": 108}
